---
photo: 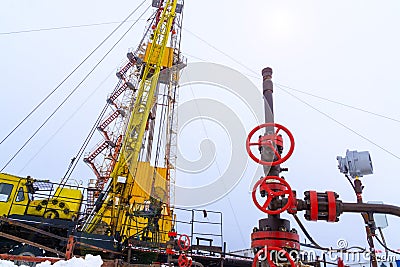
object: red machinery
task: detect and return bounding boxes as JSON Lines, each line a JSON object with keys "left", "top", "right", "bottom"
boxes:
{"left": 246, "top": 68, "right": 299, "bottom": 267}
{"left": 177, "top": 233, "right": 192, "bottom": 267}
{"left": 247, "top": 67, "right": 400, "bottom": 267}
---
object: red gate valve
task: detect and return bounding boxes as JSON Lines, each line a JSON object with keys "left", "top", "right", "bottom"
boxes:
{"left": 252, "top": 176, "right": 294, "bottom": 215}
{"left": 246, "top": 123, "right": 295, "bottom": 166}
{"left": 178, "top": 253, "right": 192, "bottom": 267}
{"left": 177, "top": 234, "right": 191, "bottom": 251}
{"left": 253, "top": 246, "right": 295, "bottom": 267}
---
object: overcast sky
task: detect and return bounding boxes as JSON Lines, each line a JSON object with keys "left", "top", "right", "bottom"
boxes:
{"left": 1, "top": 0, "right": 400, "bottom": 255}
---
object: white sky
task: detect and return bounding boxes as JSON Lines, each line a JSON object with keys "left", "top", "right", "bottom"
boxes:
{"left": 1, "top": 0, "right": 400, "bottom": 255}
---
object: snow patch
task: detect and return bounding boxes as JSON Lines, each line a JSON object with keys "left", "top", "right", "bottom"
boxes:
{"left": 0, "top": 254, "right": 103, "bottom": 267}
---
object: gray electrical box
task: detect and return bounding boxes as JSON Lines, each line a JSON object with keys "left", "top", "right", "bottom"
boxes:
{"left": 367, "top": 201, "right": 389, "bottom": 229}
{"left": 337, "top": 150, "right": 373, "bottom": 178}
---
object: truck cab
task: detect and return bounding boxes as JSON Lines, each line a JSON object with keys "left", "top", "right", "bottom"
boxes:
{"left": 0, "top": 173, "right": 32, "bottom": 217}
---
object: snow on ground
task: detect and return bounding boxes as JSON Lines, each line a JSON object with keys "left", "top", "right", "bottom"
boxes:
{"left": 0, "top": 254, "right": 103, "bottom": 267}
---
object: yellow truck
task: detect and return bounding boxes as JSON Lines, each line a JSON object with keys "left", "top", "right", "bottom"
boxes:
{"left": 0, "top": 173, "right": 83, "bottom": 221}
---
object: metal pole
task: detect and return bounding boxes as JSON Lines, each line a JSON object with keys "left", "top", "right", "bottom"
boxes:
{"left": 220, "top": 212, "right": 223, "bottom": 249}
{"left": 191, "top": 209, "right": 194, "bottom": 247}
{"left": 127, "top": 247, "right": 132, "bottom": 264}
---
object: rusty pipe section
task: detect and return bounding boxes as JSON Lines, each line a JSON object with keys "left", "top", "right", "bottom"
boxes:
{"left": 341, "top": 202, "right": 400, "bottom": 217}
{"left": 262, "top": 67, "right": 274, "bottom": 127}
{"left": 293, "top": 196, "right": 400, "bottom": 219}
{"left": 261, "top": 67, "right": 281, "bottom": 176}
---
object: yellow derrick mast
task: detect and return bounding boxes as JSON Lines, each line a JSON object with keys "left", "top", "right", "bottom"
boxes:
{"left": 82, "top": 0, "right": 185, "bottom": 244}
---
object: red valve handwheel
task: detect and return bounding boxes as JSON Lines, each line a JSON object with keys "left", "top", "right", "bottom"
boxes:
{"left": 246, "top": 123, "right": 295, "bottom": 166}
{"left": 252, "top": 176, "right": 293, "bottom": 215}
{"left": 178, "top": 254, "right": 192, "bottom": 267}
{"left": 252, "top": 246, "right": 295, "bottom": 267}
{"left": 177, "top": 234, "right": 191, "bottom": 251}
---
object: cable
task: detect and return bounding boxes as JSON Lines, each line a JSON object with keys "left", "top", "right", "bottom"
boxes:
{"left": 183, "top": 28, "right": 400, "bottom": 129}
{"left": 0, "top": 19, "right": 147, "bottom": 36}
{"left": 276, "top": 83, "right": 400, "bottom": 124}
{"left": 183, "top": 70, "right": 247, "bottom": 248}
{"left": 61, "top": 5, "right": 152, "bottom": 182}
{"left": 59, "top": 104, "right": 108, "bottom": 188}
{"left": 377, "top": 227, "right": 389, "bottom": 261}
{"left": 292, "top": 214, "right": 328, "bottom": 250}
{"left": 7, "top": 18, "right": 400, "bottom": 126}
{"left": 293, "top": 214, "right": 366, "bottom": 253}
{"left": 0, "top": 5, "right": 151, "bottom": 172}
{"left": 0, "top": 0, "right": 147, "bottom": 146}
{"left": 17, "top": 69, "right": 115, "bottom": 174}
{"left": 182, "top": 47, "right": 400, "bottom": 125}
{"left": 374, "top": 235, "right": 400, "bottom": 255}
{"left": 182, "top": 27, "right": 258, "bottom": 76}
{"left": 276, "top": 84, "right": 400, "bottom": 161}
{"left": 181, "top": 52, "right": 207, "bottom": 62}
{"left": 345, "top": 174, "right": 356, "bottom": 192}
{"left": 10, "top": 19, "right": 400, "bottom": 125}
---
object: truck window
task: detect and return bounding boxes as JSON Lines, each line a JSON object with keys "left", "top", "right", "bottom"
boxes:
{"left": 0, "top": 183, "right": 14, "bottom": 202}
{"left": 16, "top": 187, "right": 25, "bottom": 202}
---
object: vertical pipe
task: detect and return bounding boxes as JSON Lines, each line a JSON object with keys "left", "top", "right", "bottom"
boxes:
{"left": 354, "top": 179, "right": 378, "bottom": 267}
{"left": 127, "top": 247, "right": 132, "bottom": 264}
{"left": 259, "top": 68, "right": 282, "bottom": 239}
{"left": 261, "top": 67, "right": 280, "bottom": 177}
{"left": 262, "top": 67, "right": 274, "bottom": 128}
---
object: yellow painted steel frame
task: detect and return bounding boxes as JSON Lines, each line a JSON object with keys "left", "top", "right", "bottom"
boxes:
{"left": 85, "top": 0, "right": 178, "bottom": 243}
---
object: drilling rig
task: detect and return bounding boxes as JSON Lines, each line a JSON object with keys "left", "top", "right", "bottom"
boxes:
{"left": 0, "top": 1, "right": 255, "bottom": 266}
{"left": 80, "top": 0, "right": 185, "bottom": 245}
{"left": 0, "top": 0, "right": 191, "bottom": 264}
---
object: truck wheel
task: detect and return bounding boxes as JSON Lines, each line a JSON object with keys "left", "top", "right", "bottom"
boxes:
{"left": 10, "top": 244, "right": 45, "bottom": 267}
{"left": 43, "top": 209, "right": 59, "bottom": 219}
